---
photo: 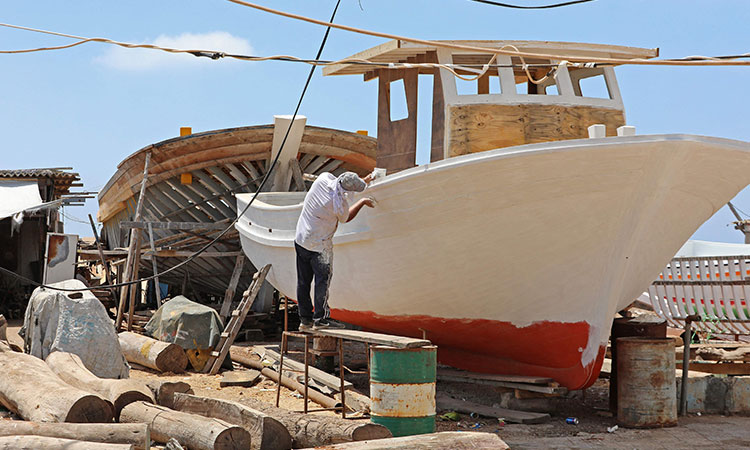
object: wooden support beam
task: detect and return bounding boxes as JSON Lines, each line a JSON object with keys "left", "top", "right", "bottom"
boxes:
{"left": 220, "top": 254, "right": 245, "bottom": 321}
{"left": 147, "top": 224, "right": 161, "bottom": 306}
{"left": 116, "top": 152, "right": 151, "bottom": 332}
{"left": 87, "top": 214, "right": 116, "bottom": 299}
{"left": 120, "top": 221, "right": 228, "bottom": 230}
{"left": 289, "top": 158, "right": 306, "bottom": 191}
{"left": 436, "top": 393, "right": 549, "bottom": 424}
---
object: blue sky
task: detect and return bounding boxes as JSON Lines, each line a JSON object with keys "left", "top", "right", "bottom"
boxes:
{"left": 2, "top": 0, "right": 749, "bottom": 241}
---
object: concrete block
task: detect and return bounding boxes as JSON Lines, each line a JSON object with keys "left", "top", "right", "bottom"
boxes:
{"left": 617, "top": 125, "right": 636, "bottom": 136}
{"left": 727, "top": 376, "right": 750, "bottom": 414}
{"left": 675, "top": 369, "right": 711, "bottom": 413}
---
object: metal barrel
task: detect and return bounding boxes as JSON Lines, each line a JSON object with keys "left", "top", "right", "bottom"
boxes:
{"left": 616, "top": 337, "right": 677, "bottom": 428}
{"left": 369, "top": 345, "right": 436, "bottom": 437}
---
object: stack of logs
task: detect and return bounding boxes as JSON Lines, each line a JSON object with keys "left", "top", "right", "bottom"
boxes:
{"left": 0, "top": 327, "right": 507, "bottom": 449}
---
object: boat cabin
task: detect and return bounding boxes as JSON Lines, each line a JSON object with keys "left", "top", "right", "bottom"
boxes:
{"left": 323, "top": 40, "right": 658, "bottom": 173}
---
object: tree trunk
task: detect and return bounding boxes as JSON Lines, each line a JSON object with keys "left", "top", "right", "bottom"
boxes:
{"left": 0, "top": 351, "right": 113, "bottom": 423}
{"left": 118, "top": 332, "right": 187, "bottom": 373}
{"left": 46, "top": 352, "right": 154, "bottom": 420}
{"left": 0, "top": 435, "right": 133, "bottom": 449}
{"left": 230, "top": 348, "right": 344, "bottom": 411}
{"left": 232, "top": 396, "right": 390, "bottom": 449}
{"left": 119, "top": 401, "right": 251, "bottom": 450}
{"left": 173, "top": 392, "right": 292, "bottom": 450}
{"left": 298, "top": 431, "right": 509, "bottom": 450}
{"left": 0, "top": 422, "right": 149, "bottom": 449}
{"left": 145, "top": 380, "right": 193, "bottom": 409}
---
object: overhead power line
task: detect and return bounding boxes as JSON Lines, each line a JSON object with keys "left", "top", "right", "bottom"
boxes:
{"left": 466, "top": 0, "right": 594, "bottom": 9}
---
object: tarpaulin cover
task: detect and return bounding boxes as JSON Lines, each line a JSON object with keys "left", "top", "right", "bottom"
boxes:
{"left": 20, "top": 279, "right": 129, "bottom": 379}
{"left": 144, "top": 296, "right": 223, "bottom": 350}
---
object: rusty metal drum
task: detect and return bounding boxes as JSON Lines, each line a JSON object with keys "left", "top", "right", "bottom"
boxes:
{"left": 616, "top": 337, "right": 677, "bottom": 428}
{"left": 369, "top": 345, "right": 436, "bottom": 437}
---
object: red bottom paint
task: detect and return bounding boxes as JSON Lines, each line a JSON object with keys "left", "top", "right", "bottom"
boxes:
{"left": 332, "top": 309, "right": 606, "bottom": 390}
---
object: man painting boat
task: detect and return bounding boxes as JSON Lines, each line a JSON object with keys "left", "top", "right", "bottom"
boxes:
{"left": 295, "top": 171, "right": 375, "bottom": 330}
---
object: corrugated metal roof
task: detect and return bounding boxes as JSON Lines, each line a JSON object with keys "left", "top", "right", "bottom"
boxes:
{"left": 0, "top": 169, "right": 79, "bottom": 179}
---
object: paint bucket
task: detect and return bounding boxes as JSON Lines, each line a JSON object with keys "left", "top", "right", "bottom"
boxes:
{"left": 369, "top": 345, "right": 436, "bottom": 437}
{"left": 616, "top": 337, "right": 677, "bottom": 428}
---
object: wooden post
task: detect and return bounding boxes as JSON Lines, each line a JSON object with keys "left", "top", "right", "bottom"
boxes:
{"left": 220, "top": 254, "right": 245, "bottom": 321}
{"left": 116, "top": 152, "right": 151, "bottom": 331}
{"left": 87, "top": 214, "right": 116, "bottom": 300}
{"left": 147, "top": 223, "right": 161, "bottom": 306}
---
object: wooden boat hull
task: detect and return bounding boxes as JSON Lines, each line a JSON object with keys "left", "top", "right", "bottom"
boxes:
{"left": 236, "top": 134, "right": 750, "bottom": 389}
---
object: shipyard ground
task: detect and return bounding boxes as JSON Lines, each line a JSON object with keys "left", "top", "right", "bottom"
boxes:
{"left": 6, "top": 322, "right": 750, "bottom": 449}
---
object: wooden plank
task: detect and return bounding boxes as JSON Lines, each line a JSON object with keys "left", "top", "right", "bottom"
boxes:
{"left": 79, "top": 249, "right": 242, "bottom": 260}
{"left": 121, "top": 221, "right": 227, "bottom": 230}
{"left": 437, "top": 372, "right": 567, "bottom": 395}
{"left": 289, "top": 158, "right": 306, "bottom": 191}
{"left": 312, "top": 329, "right": 430, "bottom": 349}
{"left": 435, "top": 393, "right": 549, "bottom": 424}
{"left": 220, "top": 254, "right": 246, "bottom": 320}
{"left": 219, "top": 370, "right": 262, "bottom": 388}
{"left": 262, "top": 347, "right": 353, "bottom": 392}
{"left": 437, "top": 368, "right": 553, "bottom": 385}
{"left": 676, "top": 361, "right": 750, "bottom": 375}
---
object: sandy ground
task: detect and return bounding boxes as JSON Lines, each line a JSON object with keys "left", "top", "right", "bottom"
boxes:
{"left": 4, "top": 320, "right": 750, "bottom": 449}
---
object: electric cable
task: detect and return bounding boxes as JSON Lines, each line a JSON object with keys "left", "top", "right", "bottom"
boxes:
{"left": 466, "top": 0, "right": 594, "bottom": 9}
{"left": 0, "top": 0, "right": 343, "bottom": 293}
{"left": 225, "top": 0, "right": 750, "bottom": 67}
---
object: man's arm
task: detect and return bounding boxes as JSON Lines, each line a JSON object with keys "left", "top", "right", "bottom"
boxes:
{"left": 346, "top": 198, "right": 375, "bottom": 222}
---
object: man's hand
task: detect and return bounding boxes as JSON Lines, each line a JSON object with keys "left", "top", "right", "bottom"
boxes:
{"left": 346, "top": 197, "right": 376, "bottom": 222}
{"left": 363, "top": 173, "right": 373, "bottom": 184}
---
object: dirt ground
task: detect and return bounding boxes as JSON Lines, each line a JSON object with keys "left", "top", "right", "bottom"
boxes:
{"left": 5, "top": 320, "right": 750, "bottom": 449}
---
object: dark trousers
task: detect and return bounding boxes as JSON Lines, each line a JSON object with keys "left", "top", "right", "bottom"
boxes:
{"left": 295, "top": 242, "right": 332, "bottom": 321}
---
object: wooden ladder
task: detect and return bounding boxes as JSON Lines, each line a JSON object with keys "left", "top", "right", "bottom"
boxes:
{"left": 203, "top": 264, "right": 271, "bottom": 375}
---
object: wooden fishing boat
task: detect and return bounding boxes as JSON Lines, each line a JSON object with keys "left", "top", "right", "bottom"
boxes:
{"left": 97, "top": 119, "right": 375, "bottom": 300}
{"left": 235, "top": 40, "right": 750, "bottom": 389}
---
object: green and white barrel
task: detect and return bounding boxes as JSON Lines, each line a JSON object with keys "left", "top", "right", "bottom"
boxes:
{"left": 369, "top": 345, "right": 437, "bottom": 437}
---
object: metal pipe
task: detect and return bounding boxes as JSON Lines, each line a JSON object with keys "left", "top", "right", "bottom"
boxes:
{"left": 339, "top": 337, "right": 346, "bottom": 419}
{"left": 680, "top": 315, "right": 700, "bottom": 416}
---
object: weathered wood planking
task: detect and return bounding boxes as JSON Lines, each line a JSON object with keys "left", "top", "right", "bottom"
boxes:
{"left": 437, "top": 367, "right": 553, "bottom": 385}
{"left": 446, "top": 103, "right": 625, "bottom": 158}
{"left": 313, "top": 329, "right": 431, "bottom": 348}
{"left": 262, "top": 347, "right": 353, "bottom": 392}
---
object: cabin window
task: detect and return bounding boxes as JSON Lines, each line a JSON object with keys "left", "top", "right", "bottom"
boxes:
{"left": 570, "top": 68, "right": 612, "bottom": 99}
{"left": 389, "top": 79, "right": 409, "bottom": 121}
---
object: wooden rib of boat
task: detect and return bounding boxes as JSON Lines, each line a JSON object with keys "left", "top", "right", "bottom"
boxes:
{"left": 236, "top": 40, "right": 750, "bottom": 389}
{"left": 97, "top": 121, "right": 375, "bottom": 299}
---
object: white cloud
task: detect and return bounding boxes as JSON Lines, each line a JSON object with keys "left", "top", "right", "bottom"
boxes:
{"left": 97, "top": 31, "right": 253, "bottom": 71}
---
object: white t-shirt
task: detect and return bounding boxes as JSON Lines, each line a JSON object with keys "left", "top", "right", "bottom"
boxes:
{"left": 295, "top": 173, "right": 349, "bottom": 253}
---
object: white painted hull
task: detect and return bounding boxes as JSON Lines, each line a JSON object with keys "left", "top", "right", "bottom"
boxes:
{"left": 236, "top": 134, "right": 750, "bottom": 389}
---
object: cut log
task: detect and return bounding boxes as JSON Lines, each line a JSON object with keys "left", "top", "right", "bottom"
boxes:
{"left": 0, "top": 435, "right": 133, "bottom": 450}
{"left": 173, "top": 393, "right": 292, "bottom": 450}
{"left": 119, "top": 401, "right": 251, "bottom": 450}
{"left": 234, "top": 395, "right": 390, "bottom": 448}
{"left": 0, "top": 422, "right": 149, "bottom": 449}
{"left": 334, "top": 390, "right": 371, "bottom": 414}
{"left": 0, "top": 351, "right": 113, "bottom": 423}
{"left": 0, "top": 314, "right": 6, "bottom": 341}
{"left": 145, "top": 380, "right": 193, "bottom": 409}
{"left": 118, "top": 331, "right": 188, "bottom": 373}
{"left": 230, "top": 347, "right": 344, "bottom": 412}
{"left": 298, "top": 431, "right": 509, "bottom": 450}
{"left": 46, "top": 352, "right": 154, "bottom": 420}
{"left": 435, "top": 393, "right": 549, "bottom": 424}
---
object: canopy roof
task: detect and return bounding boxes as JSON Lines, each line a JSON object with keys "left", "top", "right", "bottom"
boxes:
{"left": 323, "top": 40, "right": 659, "bottom": 77}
